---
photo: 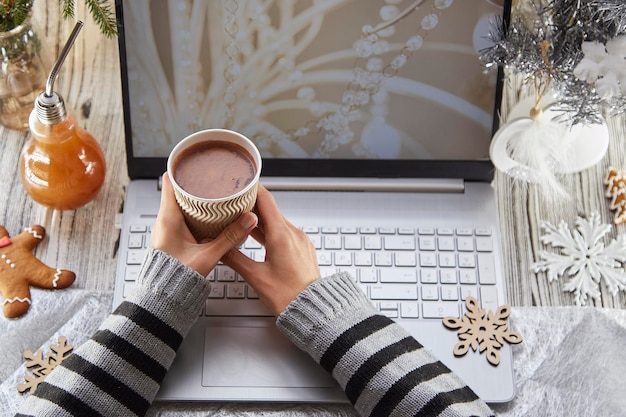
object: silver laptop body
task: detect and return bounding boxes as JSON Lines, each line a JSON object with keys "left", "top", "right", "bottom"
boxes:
{"left": 113, "top": 0, "right": 515, "bottom": 404}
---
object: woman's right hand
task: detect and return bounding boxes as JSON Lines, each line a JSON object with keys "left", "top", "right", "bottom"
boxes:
{"left": 222, "top": 184, "right": 321, "bottom": 315}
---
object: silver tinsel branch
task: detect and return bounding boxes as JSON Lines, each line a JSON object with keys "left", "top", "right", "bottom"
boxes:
{"left": 480, "top": 0, "right": 626, "bottom": 126}
{"left": 593, "top": 0, "right": 626, "bottom": 33}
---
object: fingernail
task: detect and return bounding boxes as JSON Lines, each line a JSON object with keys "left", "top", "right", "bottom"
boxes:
{"left": 240, "top": 212, "right": 258, "bottom": 230}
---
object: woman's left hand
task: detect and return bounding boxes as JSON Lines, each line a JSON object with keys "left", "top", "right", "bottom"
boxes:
{"left": 151, "top": 173, "right": 258, "bottom": 277}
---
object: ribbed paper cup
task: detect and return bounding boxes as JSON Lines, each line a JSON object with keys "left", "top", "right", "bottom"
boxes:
{"left": 167, "top": 129, "right": 261, "bottom": 242}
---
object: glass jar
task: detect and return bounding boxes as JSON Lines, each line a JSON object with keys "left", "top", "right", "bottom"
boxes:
{"left": 19, "top": 106, "right": 106, "bottom": 210}
{"left": 0, "top": 13, "right": 52, "bottom": 131}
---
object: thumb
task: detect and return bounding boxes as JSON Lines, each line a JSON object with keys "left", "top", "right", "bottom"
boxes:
{"left": 209, "top": 212, "right": 258, "bottom": 257}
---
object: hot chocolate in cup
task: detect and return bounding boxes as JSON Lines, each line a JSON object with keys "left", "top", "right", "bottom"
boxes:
{"left": 167, "top": 129, "right": 262, "bottom": 242}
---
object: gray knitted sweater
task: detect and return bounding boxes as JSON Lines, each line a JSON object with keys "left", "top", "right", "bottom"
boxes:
{"left": 16, "top": 248, "right": 494, "bottom": 417}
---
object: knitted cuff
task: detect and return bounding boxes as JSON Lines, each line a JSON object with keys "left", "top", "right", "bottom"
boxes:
{"left": 276, "top": 272, "right": 376, "bottom": 360}
{"left": 130, "top": 248, "right": 211, "bottom": 331}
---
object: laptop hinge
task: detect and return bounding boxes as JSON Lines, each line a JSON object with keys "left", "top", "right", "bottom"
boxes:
{"left": 261, "top": 177, "right": 465, "bottom": 193}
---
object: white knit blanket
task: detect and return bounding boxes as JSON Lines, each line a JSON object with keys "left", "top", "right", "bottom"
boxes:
{"left": 1, "top": 288, "right": 624, "bottom": 416}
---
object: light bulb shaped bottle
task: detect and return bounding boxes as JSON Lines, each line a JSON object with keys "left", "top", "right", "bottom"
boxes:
{"left": 19, "top": 21, "right": 106, "bottom": 210}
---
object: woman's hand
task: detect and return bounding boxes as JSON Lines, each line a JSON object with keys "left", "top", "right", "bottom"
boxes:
{"left": 151, "top": 173, "right": 258, "bottom": 277}
{"left": 223, "top": 185, "right": 320, "bottom": 315}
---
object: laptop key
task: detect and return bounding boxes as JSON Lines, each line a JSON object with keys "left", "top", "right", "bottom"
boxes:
{"left": 359, "top": 268, "right": 378, "bottom": 283}
{"left": 380, "top": 268, "right": 417, "bottom": 283}
{"left": 324, "top": 235, "right": 342, "bottom": 249}
{"left": 395, "top": 252, "right": 416, "bottom": 267}
{"left": 374, "top": 252, "right": 393, "bottom": 266}
{"left": 128, "top": 233, "right": 143, "bottom": 249}
{"left": 364, "top": 236, "right": 382, "bottom": 249}
{"left": 400, "top": 302, "right": 419, "bottom": 318}
{"left": 370, "top": 284, "right": 418, "bottom": 300}
{"left": 441, "top": 285, "right": 459, "bottom": 301}
{"left": 476, "top": 236, "right": 494, "bottom": 252}
{"left": 207, "top": 283, "right": 225, "bottom": 298}
{"left": 126, "top": 249, "right": 146, "bottom": 265}
{"left": 461, "top": 285, "right": 478, "bottom": 300}
{"left": 477, "top": 253, "right": 497, "bottom": 284}
{"left": 437, "top": 236, "right": 455, "bottom": 251}
{"left": 123, "top": 282, "right": 136, "bottom": 298}
{"left": 418, "top": 236, "right": 436, "bottom": 251}
{"left": 422, "top": 302, "right": 459, "bottom": 318}
{"left": 125, "top": 265, "right": 141, "bottom": 281}
{"left": 480, "top": 285, "right": 499, "bottom": 312}
{"left": 205, "top": 298, "right": 272, "bottom": 316}
{"left": 334, "top": 251, "right": 352, "bottom": 266}
{"left": 344, "top": 235, "right": 362, "bottom": 249}
{"left": 384, "top": 236, "right": 415, "bottom": 250}
{"left": 226, "top": 283, "right": 246, "bottom": 299}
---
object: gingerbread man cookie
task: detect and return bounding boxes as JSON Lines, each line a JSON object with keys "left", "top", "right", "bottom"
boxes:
{"left": 605, "top": 167, "right": 626, "bottom": 225}
{"left": 0, "top": 225, "right": 75, "bottom": 318}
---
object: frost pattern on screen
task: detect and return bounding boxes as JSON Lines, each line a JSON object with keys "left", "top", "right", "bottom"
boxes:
{"left": 124, "top": 0, "right": 502, "bottom": 160}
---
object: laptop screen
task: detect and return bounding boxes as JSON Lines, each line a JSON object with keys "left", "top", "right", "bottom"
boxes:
{"left": 116, "top": 0, "right": 509, "bottom": 180}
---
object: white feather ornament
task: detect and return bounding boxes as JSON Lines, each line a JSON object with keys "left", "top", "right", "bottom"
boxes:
{"left": 491, "top": 110, "right": 572, "bottom": 200}
{"left": 490, "top": 96, "right": 609, "bottom": 201}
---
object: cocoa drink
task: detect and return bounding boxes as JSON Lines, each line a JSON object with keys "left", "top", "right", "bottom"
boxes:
{"left": 166, "top": 129, "right": 262, "bottom": 242}
{"left": 173, "top": 141, "right": 256, "bottom": 199}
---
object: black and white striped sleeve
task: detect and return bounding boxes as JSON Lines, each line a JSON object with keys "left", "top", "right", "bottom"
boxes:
{"left": 16, "top": 248, "right": 210, "bottom": 417}
{"left": 276, "top": 273, "right": 495, "bottom": 417}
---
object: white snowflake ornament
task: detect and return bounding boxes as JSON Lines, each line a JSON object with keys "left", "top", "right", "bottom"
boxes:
{"left": 574, "top": 36, "right": 626, "bottom": 99}
{"left": 532, "top": 212, "right": 626, "bottom": 306}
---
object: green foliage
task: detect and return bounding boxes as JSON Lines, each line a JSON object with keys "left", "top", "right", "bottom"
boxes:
{"left": 60, "top": 0, "right": 118, "bottom": 39}
{"left": 0, "top": 0, "right": 34, "bottom": 32}
{"left": 0, "top": 0, "right": 118, "bottom": 38}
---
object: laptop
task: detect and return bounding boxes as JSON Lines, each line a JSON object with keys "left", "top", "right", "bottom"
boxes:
{"left": 113, "top": 0, "right": 515, "bottom": 404}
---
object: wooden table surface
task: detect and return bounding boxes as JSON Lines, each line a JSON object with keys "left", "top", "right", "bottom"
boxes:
{"left": 1, "top": 3, "right": 625, "bottom": 310}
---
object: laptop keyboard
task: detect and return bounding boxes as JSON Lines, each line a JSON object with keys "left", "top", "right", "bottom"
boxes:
{"left": 122, "top": 225, "right": 499, "bottom": 320}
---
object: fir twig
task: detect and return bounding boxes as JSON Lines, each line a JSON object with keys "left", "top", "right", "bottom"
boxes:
{"left": 59, "top": 0, "right": 118, "bottom": 38}
{"left": 83, "top": 0, "right": 118, "bottom": 39}
{"left": 0, "top": 0, "right": 33, "bottom": 32}
{"left": 60, "top": 0, "right": 75, "bottom": 20}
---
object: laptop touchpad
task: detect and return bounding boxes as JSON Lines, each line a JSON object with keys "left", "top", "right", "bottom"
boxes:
{"left": 202, "top": 326, "right": 336, "bottom": 388}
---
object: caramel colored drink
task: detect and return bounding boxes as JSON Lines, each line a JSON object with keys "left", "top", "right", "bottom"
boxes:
{"left": 20, "top": 112, "right": 106, "bottom": 210}
{"left": 167, "top": 129, "right": 261, "bottom": 242}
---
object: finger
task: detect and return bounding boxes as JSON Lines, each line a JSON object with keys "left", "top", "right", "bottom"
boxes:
{"left": 221, "top": 247, "right": 259, "bottom": 278}
{"left": 158, "top": 173, "right": 185, "bottom": 223}
{"left": 207, "top": 212, "right": 258, "bottom": 261}
{"left": 255, "top": 185, "right": 290, "bottom": 238}
{"left": 158, "top": 173, "right": 175, "bottom": 212}
{"left": 155, "top": 173, "right": 199, "bottom": 243}
{"left": 249, "top": 227, "right": 266, "bottom": 246}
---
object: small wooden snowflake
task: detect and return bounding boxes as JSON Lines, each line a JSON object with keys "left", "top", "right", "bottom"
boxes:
{"left": 17, "top": 336, "right": 73, "bottom": 394}
{"left": 442, "top": 297, "right": 523, "bottom": 366}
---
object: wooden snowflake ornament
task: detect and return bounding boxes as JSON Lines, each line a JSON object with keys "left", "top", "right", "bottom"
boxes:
{"left": 442, "top": 297, "right": 522, "bottom": 366}
{"left": 17, "top": 336, "right": 73, "bottom": 394}
{"left": 605, "top": 166, "right": 626, "bottom": 225}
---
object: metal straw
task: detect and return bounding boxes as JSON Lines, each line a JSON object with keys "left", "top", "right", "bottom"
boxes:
{"left": 45, "top": 21, "right": 84, "bottom": 97}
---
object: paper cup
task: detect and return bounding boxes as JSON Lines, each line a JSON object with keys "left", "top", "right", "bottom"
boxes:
{"left": 167, "top": 129, "right": 261, "bottom": 242}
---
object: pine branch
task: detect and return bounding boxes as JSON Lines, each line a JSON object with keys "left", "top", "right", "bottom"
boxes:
{"left": 59, "top": 0, "right": 118, "bottom": 38}
{"left": 83, "top": 0, "right": 118, "bottom": 39}
{"left": 0, "top": 0, "right": 34, "bottom": 32}
{"left": 59, "top": 0, "right": 75, "bottom": 20}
